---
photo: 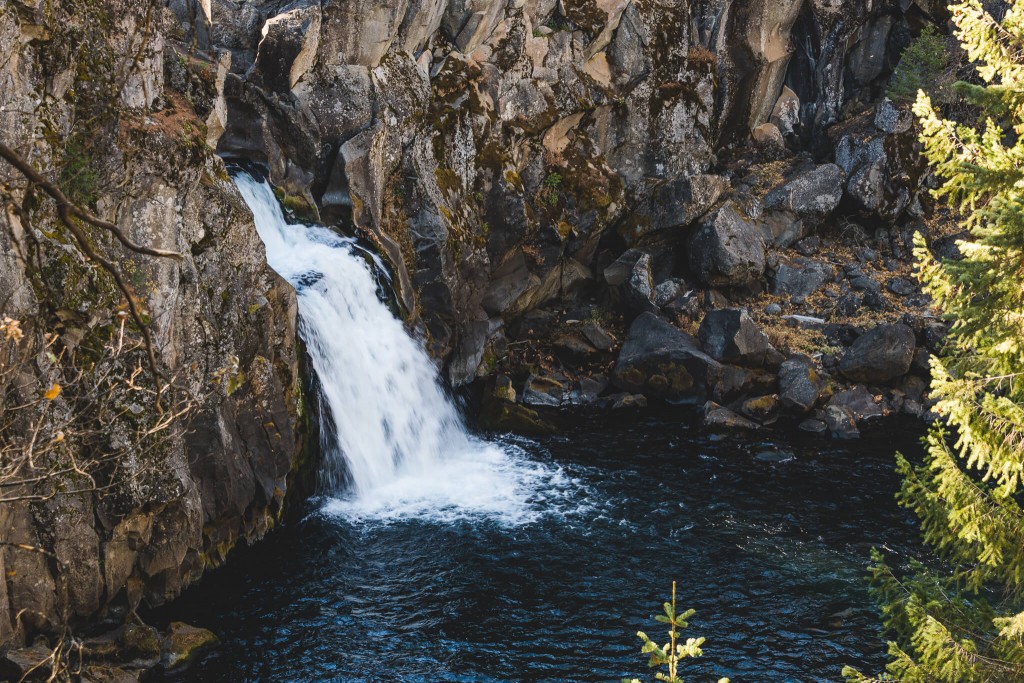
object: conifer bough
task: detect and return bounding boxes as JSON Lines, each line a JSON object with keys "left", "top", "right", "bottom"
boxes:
{"left": 845, "top": 2, "right": 1024, "bottom": 681}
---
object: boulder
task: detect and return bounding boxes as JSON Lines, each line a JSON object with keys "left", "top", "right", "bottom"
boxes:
{"left": 0, "top": 644, "right": 52, "bottom": 681}
{"left": 763, "top": 164, "right": 844, "bottom": 225}
{"left": 553, "top": 332, "right": 597, "bottom": 360}
{"left": 828, "top": 386, "right": 884, "bottom": 422}
{"left": 835, "top": 125, "right": 928, "bottom": 223}
{"left": 603, "top": 249, "right": 645, "bottom": 287}
{"left": 664, "top": 290, "right": 701, "bottom": 319}
{"left": 886, "top": 277, "right": 917, "bottom": 296}
{"left": 564, "top": 376, "right": 609, "bottom": 406}
{"left": 611, "top": 313, "right": 722, "bottom": 403}
{"left": 626, "top": 254, "right": 659, "bottom": 313}
{"left": 771, "top": 257, "right": 834, "bottom": 298}
{"left": 752, "top": 122, "right": 785, "bottom": 148}
{"left": 162, "top": 622, "right": 219, "bottom": 670}
{"left": 624, "top": 174, "right": 729, "bottom": 242}
{"left": 581, "top": 321, "right": 616, "bottom": 351}
{"left": 654, "top": 279, "right": 685, "bottom": 308}
{"left": 778, "top": 359, "right": 825, "bottom": 412}
{"left": 712, "top": 365, "right": 777, "bottom": 403}
{"left": 741, "top": 394, "right": 781, "bottom": 424}
{"left": 874, "top": 98, "right": 914, "bottom": 135}
{"left": 798, "top": 418, "right": 828, "bottom": 435}
{"left": 479, "top": 394, "right": 556, "bottom": 435}
{"left": 523, "top": 374, "right": 566, "bottom": 407}
{"left": 824, "top": 405, "right": 860, "bottom": 440}
{"left": 839, "top": 323, "right": 916, "bottom": 383}
{"left": 605, "top": 393, "right": 649, "bottom": 410}
{"left": 703, "top": 401, "right": 760, "bottom": 431}
{"left": 688, "top": 204, "right": 767, "bottom": 289}
{"left": 770, "top": 85, "right": 801, "bottom": 135}
{"left": 697, "top": 309, "right": 772, "bottom": 368}
{"left": 760, "top": 210, "right": 805, "bottom": 249}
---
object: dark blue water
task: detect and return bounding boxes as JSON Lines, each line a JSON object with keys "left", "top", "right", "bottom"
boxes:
{"left": 154, "top": 416, "right": 921, "bottom": 682}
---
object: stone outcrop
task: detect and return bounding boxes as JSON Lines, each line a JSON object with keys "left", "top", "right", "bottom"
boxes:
{"left": 688, "top": 204, "right": 767, "bottom": 290}
{"left": 839, "top": 323, "right": 917, "bottom": 384}
{"left": 177, "top": 0, "right": 940, "bottom": 389}
{"left": 612, "top": 313, "right": 722, "bottom": 404}
{"left": 0, "top": 1, "right": 302, "bottom": 649}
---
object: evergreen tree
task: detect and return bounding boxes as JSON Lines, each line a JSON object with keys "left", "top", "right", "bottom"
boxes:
{"left": 846, "top": 2, "right": 1024, "bottom": 681}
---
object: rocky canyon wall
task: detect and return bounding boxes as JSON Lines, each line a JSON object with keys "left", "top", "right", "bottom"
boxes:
{"left": 0, "top": 0, "right": 302, "bottom": 649}
{"left": 175, "top": 0, "right": 945, "bottom": 387}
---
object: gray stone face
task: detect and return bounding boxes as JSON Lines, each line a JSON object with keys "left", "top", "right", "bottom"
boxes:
{"left": 824, "top": 405, "right": 860, "bottom": 440}
{"left": 778, "top": 359, "right": 825, "bottom": 413}
{"left": 523, "top": 374, "right": 566, "bottom": 407}
{"left": 0, "top": 5, "right": 302, "bottom": 646}
{"left": 874, "top": 98, "right": 914, "bottom": 135}
{"left": 624, "top": 174, "right": 730, "bottom": 243}
{"left": 626, "top": 254, "right": 659, "bottom": 314}
{"left": 828, "top": 386, "right": 884, "bottom": 422}
{"left": 839, "top": 324, "right": 917, "bottom": 384}
{"left": 688, "top": 204, "right": 767, "bottom": 290}
{"left": 703, "top": 401, "right": 760, "bottom": 431}
{"left": 604, "top": 249, "right": 646, "bottom": 287}
{"left": 697, "top": 309, "right": 773, "bottom": 368}
{"left": 834, "top": 111, "right": 930, "bottom": 223}
{"left": 771, "top": 257, "right": 834, "bottom": 299}
{"left": 763, "top": 164, "right": 844, "bottom": 225}
{"left": 612, "top": 313, "right": 723, "bottom": 403}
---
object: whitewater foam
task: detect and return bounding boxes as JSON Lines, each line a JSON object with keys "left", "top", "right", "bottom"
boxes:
{"left": 234, "top": 172, "right": 582, "bottom": 526}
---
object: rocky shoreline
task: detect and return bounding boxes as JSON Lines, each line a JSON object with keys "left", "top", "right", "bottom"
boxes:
{"left": 471, "top": 101, "right": 946, "bottom": 440}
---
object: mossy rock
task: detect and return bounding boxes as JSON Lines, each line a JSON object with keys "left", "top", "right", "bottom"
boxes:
{"left": 162, "top": 622, "right": 219, "bottom": 670}
{"left": 479, "top": 396, "right": 556, "bottom": 435}
{"left": 119, "top": 623, "right": 162, "bottom": 661}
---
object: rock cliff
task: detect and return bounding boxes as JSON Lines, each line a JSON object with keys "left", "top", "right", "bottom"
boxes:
{"left": 172, "top": 0, "right": 948, "bottom": 429}
{"left": 0, "top": 0, "right": 302, "bottom": 651}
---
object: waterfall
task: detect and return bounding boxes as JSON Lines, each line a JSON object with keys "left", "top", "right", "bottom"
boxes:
{"left": 233, "top": 172, "right": 580, "bottom": 524}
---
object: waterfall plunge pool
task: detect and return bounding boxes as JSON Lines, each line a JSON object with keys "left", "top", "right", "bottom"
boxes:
{"left": 153, "top": 417, "right": 922, "bottom": 682}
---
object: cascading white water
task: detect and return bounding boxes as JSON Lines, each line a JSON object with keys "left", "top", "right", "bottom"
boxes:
{"left": 234, "top": 172, "right": 581, "bottom": 524}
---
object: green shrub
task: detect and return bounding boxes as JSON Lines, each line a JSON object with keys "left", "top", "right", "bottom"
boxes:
{"left": 888, "top": 26, "right": 951, "bottom": 104}
{"left": 623, "top": 582, "right": 730, "bottom": 683}
{"left": 60, "top": 137, "right": 100, "bottom": 207}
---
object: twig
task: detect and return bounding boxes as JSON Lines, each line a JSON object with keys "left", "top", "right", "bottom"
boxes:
{"left": 0, "top": 143, "right": 183, "bottom": 260}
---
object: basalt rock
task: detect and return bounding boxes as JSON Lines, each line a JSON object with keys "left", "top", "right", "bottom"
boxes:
{"left": 688, "top": 204, "right": 767, "bottom": 290}
{"left": 770, "top": 257, "right": 834, "bottom": 299}
{"left": 612, "top": 313, "right": 723, "bottom": 403}
{"left": 778, "top": 358, "right": 827, "bottom": 413}
{"left": 697, "top": 309, "right": 773, "bottom": 368}
{"left": 833, "top": 103, "right": 930, "bottom": 222}
{"left": 200, "top": 0, "right": 933, "bottom": 384}
{"left": 839, "top": 323, "right": 917, "bottom": 384}
{"left": 763, "top": 163, "right": 844, "bottom": 226}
